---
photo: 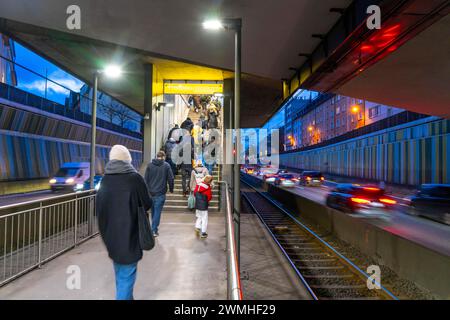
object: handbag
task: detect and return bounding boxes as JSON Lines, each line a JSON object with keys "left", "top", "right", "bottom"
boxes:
{"left": 188, "top": 192, "right": 196, "bottom": 209}
{"left": 137, "top": 205, "right": 155, "bottom": 251}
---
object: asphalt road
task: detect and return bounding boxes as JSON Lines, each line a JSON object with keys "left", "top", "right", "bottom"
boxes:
{"left": 0, "top": 190, "right": 71, "bottom": 207}
{"left": 250, "top": 172, "right": 450, "bottom": 257}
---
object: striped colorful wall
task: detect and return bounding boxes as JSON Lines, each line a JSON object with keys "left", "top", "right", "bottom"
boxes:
{"left": 280, "top": 117, "right": 450, "bottom": 186}
{"left": 0, "top": 104, "right": 142, "bottom": 151}
{"left": 0, "top": 133, "right": 142, "bottom": 181}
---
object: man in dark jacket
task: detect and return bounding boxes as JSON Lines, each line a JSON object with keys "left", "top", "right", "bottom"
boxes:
{"left": 97, "top": 145, "right": 152, "bottom": 300}
{"left": 144, "top": 151, "right": 174, "bottom": 236}
{"left": 177, "top": 132, "right": 195, "bottom": 197}
{"left": 180, "top": 117, "right": 194, "bottom": 133}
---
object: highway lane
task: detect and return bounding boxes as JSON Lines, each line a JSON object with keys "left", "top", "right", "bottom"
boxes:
{"left": 249, "top": 173, "right": 450, "bottom": 257}
{"left": 0, "top": 190, "right": 71, "bottom": 207}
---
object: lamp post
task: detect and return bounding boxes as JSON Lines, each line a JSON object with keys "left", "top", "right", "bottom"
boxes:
{"left": 203, "top": 18, "right": 242, "bottom": 263}
{"left": 90, "top": 65, "right": 123, "bottom": 189}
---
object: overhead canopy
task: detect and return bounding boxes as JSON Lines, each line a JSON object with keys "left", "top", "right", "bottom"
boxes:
{"left": 0, "top": 0, "right": 448, "bottom": 126}
{"left": 0, "top": 0, "right": 351, "bottom": 127}
{"left": 336, "top": 12, "right": 450, "bottom": 118}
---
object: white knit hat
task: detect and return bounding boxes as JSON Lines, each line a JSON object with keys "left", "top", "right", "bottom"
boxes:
{"left": 109, "top": 145, "right": 132, "bottom": 163}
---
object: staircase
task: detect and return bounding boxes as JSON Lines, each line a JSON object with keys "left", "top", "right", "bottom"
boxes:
{"left": 164, "top": 165, "right": 221, "bottom": 213}
{"left": 188, "top": 108, "right": 202, "bottom": 123}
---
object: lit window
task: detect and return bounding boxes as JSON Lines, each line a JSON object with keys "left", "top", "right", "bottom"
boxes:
{"left": 369, "top": 105, "right": 380, "bottom": 119}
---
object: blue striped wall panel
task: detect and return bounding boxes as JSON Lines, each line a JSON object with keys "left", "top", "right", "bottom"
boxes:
{"left": 0, "top": 133, "right": 142, "bottom": 181}
{"left": 280, "top": 118, "right": 450, "bottom": 186}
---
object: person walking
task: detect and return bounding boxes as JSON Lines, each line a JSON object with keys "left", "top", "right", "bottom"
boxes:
{"left": 178, "top": 132, "right": 195, "bottom": 197}
{"left": 168, "top": 124, "right": 180, "bottom": 141}
{"left": 190, "top": 161, "right": 209, "bottom": 192}
{"left": 96, "top": 145, "right": 152, "bottom": 300}
{"left": 181, "top": 117, "right": 194, "bottom": 133}
{"left": 164, "top": 137, "right": 177, "bottom": 175}
{"left": 144, "top": 151, "right": 174, "bottom": 237}
{"left": 194, "top": 175, "right": 213, "bottom": 239}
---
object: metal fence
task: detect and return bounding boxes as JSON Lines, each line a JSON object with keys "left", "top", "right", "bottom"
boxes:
{"left": 0, "top": 191, "right": 98, "bottom": 287}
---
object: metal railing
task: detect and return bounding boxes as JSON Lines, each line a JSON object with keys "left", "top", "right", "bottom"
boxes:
{"left": 0, "top": 190, "right": 98, "bottom": 287}
{"left": 219, "top": 181, "right": 243, "bottom": 300}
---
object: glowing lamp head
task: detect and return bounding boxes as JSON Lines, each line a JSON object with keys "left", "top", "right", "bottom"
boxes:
{"left": 308, "top": 126, "right": 314, "bottom": 132}
{"left": 203, "top": 19, "right": 224, "bottom": 30}
{"left": 102, "top": 65, "right": 123, "bottom": 78}
{"left": 351, "top": 105, "right": 360, "bottom": 114}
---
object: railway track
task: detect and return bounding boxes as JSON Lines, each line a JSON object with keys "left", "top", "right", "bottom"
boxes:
{"left": 241, "top": 178, "right": 398, "bottom": 300}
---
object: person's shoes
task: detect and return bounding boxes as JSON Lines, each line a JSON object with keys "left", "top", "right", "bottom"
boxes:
{"left": 200, "top": 232, "right": 208, "bottom": 239}
{"left": 195, "top": 228, "right": 201, "bottom": 235}
{"left": 153, "top": 231, "right": 159, "bottom": 237}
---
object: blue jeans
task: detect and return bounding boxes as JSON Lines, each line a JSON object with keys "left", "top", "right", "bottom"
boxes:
{"left": 151, "top": 194, "right": 166, "bottom": 233}
{"left": 113, "top": 262, "right": 137, "bottom": 300}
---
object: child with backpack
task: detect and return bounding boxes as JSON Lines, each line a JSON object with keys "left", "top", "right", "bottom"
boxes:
{"left": 194, "top": 175, "right": 213, "bottom": 239}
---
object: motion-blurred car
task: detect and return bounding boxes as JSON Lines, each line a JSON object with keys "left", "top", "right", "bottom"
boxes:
{"left": 244, "top": 166, "right": 256, "bottom": 174}
{"left": 326, "top": 184, "right": 397, "bottom": 214}
{"left": 298, "top": 171, "right": 324, "bottom": 186}
{"left": 263, "top": 169, "right": 288, "bottom": 183}
{"left": 409, "top": 184, "right": 450, "bottom": 225}
{"left": 74, "top": 175, "right": 102, "bottom": 192}
{"left": 256, "top": 166, "right": 279, "bottom": 177}
{"left": 274, "top": 174, "right": 298, "bottom": 188}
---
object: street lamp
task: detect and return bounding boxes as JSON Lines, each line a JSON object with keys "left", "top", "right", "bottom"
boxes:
{"left": 351, "top": 103, "right": 366, "bottom": 127}
{"left": 90, "top": 64, "right": 123, "bottom": 189}
{"left": 203, "top": 17, "right": 242, "bottom": 262}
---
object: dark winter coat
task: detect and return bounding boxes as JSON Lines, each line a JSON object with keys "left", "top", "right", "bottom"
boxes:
{"left": 194, "top": 182, "right": 212, "bottom": 210}
{"left": 144, "top": 159, "right": 174, "bottom": 196}
{"left": 96, "top": 160, "right": 152, "bottom": 265}
{"left": 164, "top": 139, "right": 177, "bottom": 159}
{"left": 168, "top": 126, "right": 179, "bottom": 140}
{"left": 177, "top": 134, "right": 195, "bottom": 169}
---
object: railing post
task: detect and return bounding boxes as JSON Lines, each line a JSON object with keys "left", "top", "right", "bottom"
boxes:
{"left": 74, "top": 196, "right": 78, "bottom": 246}
{"left": 88, "top": 196, "right": 94, "bottom": 236}
{"left": 37, "top": 202, "right": 43, "bottom": 268}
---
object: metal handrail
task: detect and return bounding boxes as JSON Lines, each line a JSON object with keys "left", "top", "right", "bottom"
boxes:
{"left": 0, "top": 190, "right": 98, "bottom": 287}
{"left": 218, "top": 181, "right": 243, "bottom": 300}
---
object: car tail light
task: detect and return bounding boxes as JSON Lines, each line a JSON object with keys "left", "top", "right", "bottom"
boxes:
{"left": 379, "top": 198, "right": 397, "bottom": 205}
{"left": 306, "top": 177, "right": 312, "bottom": 181}
{"left": 351, "top": 197, "right": 371, "bottom": 204}
{"left": 364, "top": 187, "right": 380, "bottom": 191}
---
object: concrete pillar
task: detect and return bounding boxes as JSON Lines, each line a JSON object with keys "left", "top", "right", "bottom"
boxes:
{"left": 141, "top": 63, "right": 153, "bottom": 173}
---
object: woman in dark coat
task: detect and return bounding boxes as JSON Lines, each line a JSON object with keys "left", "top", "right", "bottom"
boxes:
{"left": 96, "top": 145, "right": 152, "bottom": 300}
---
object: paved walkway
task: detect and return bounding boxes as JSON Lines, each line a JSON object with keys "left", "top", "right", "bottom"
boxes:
{"left": 0, "top": 212, "right": 227, "bottom": 300}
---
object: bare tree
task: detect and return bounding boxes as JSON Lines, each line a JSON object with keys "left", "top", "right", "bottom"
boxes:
{"left": 99, "top": 102, "right": 117, "bottom": 123}
{"left": 112, "top": 103, "right": 134, "bottom": 128}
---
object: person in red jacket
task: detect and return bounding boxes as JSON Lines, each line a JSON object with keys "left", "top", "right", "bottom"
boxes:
{"left": 194, "top": 175, "right": 213, "bottom": 238}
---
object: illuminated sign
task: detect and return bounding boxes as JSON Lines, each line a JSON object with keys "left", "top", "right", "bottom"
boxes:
{"left": 164, "top": 82, "right": 223, "bottom": 95}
